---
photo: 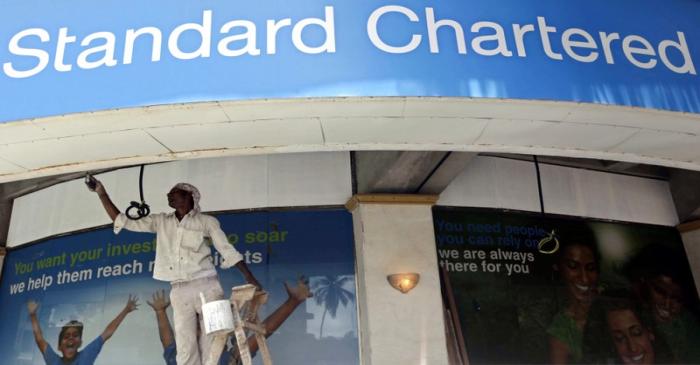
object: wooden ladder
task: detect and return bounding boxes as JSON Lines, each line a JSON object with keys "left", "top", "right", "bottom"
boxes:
{"left": 205, "top": 284, "right": 272, "bottom": 365}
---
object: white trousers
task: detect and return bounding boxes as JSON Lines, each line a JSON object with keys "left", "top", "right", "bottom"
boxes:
{"left": 170, "top": 275, "right": 225, "bottom": 365}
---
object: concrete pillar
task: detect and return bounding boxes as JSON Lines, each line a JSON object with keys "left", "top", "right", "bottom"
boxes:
{"left": 679, "top": 220, "right": 700, "bottom": 297}
{"left": 346, "top": 194, "right": 449, "bottom": 365}
{"left": 0, "top": 247, "right": 5, "bottom": 282}
{"left": 0, "top": 200, "right": 12, "bottom": 281}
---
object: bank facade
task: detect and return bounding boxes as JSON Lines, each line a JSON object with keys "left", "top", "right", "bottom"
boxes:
{"left": 1, "top": 1, "right": 700, "bottom": 364}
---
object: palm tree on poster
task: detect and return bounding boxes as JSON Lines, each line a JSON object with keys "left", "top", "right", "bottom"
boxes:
{"left": 313, "top": 275, "right": 354, "bottom": 338}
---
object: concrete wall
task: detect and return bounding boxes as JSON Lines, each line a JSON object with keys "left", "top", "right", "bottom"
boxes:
{"left": 9, "top": 155, "right": 679, "bottom": 247}
{"left": 7, "top": 152, "right": 352, "bottom": 247}
{"left": 439, "top": 156, "right": 678, "bottom": 226}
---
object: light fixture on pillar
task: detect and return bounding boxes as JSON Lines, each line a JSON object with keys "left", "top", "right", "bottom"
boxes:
{"left": 387, "top": 273, "right": 420, "bottom": 293}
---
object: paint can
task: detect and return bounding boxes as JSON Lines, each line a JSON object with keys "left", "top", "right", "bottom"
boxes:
{"left": 200, "top": 293, "right": 235, "bottom": 335}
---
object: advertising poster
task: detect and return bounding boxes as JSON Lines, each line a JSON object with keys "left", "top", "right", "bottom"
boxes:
{"left": 434, "top": 207, "right": 700, "bottom": 365}
{"left": 0, "top": 209, "right": 359, "bottom": 365}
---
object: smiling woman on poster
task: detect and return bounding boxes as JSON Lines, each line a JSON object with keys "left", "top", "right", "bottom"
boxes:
{"left": 587, "top": 292, "right": 675, "bottom": 365}
{"left": 546, "top": 226, "right": 601, "bottom": 364}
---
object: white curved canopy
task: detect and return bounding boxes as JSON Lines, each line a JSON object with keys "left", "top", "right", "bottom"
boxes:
{"left": 1, "top": 96, "right": 699, "bottom": 183}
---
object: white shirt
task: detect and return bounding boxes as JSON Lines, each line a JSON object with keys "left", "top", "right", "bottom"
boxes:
{"left": 113, "top": 211, "right": 243, "bottom": 282}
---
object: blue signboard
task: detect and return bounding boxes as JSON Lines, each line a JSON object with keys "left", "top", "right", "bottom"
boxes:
{"left": 1, "top": 0, "right": 699, "bottom": 123}
{"left": 0, "top": 209, "right": 359, "bottom": 365}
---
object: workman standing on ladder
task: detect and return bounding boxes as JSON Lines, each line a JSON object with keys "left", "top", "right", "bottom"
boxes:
{"left": 88, "top": 178, "right": 262, "bottom": 365}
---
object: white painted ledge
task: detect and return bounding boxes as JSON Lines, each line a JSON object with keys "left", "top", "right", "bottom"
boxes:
{"left": 1, "top": 97, "right": 699, "bottom": 182}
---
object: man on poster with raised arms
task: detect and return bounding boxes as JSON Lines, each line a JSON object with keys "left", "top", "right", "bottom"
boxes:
{"left": 88, "top": 177, "right": 262, "bottom": 365}
{"left": 27, "top": 295, "right": 138, "bottom": 365}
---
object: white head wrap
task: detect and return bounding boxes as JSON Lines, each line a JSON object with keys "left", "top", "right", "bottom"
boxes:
{"left": 172, "top": 183, "right": 201, "bottom": 214}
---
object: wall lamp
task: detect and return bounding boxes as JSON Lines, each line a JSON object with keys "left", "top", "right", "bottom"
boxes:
{"left": 387, "top": 273, "right": 420, "bottom": 294}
